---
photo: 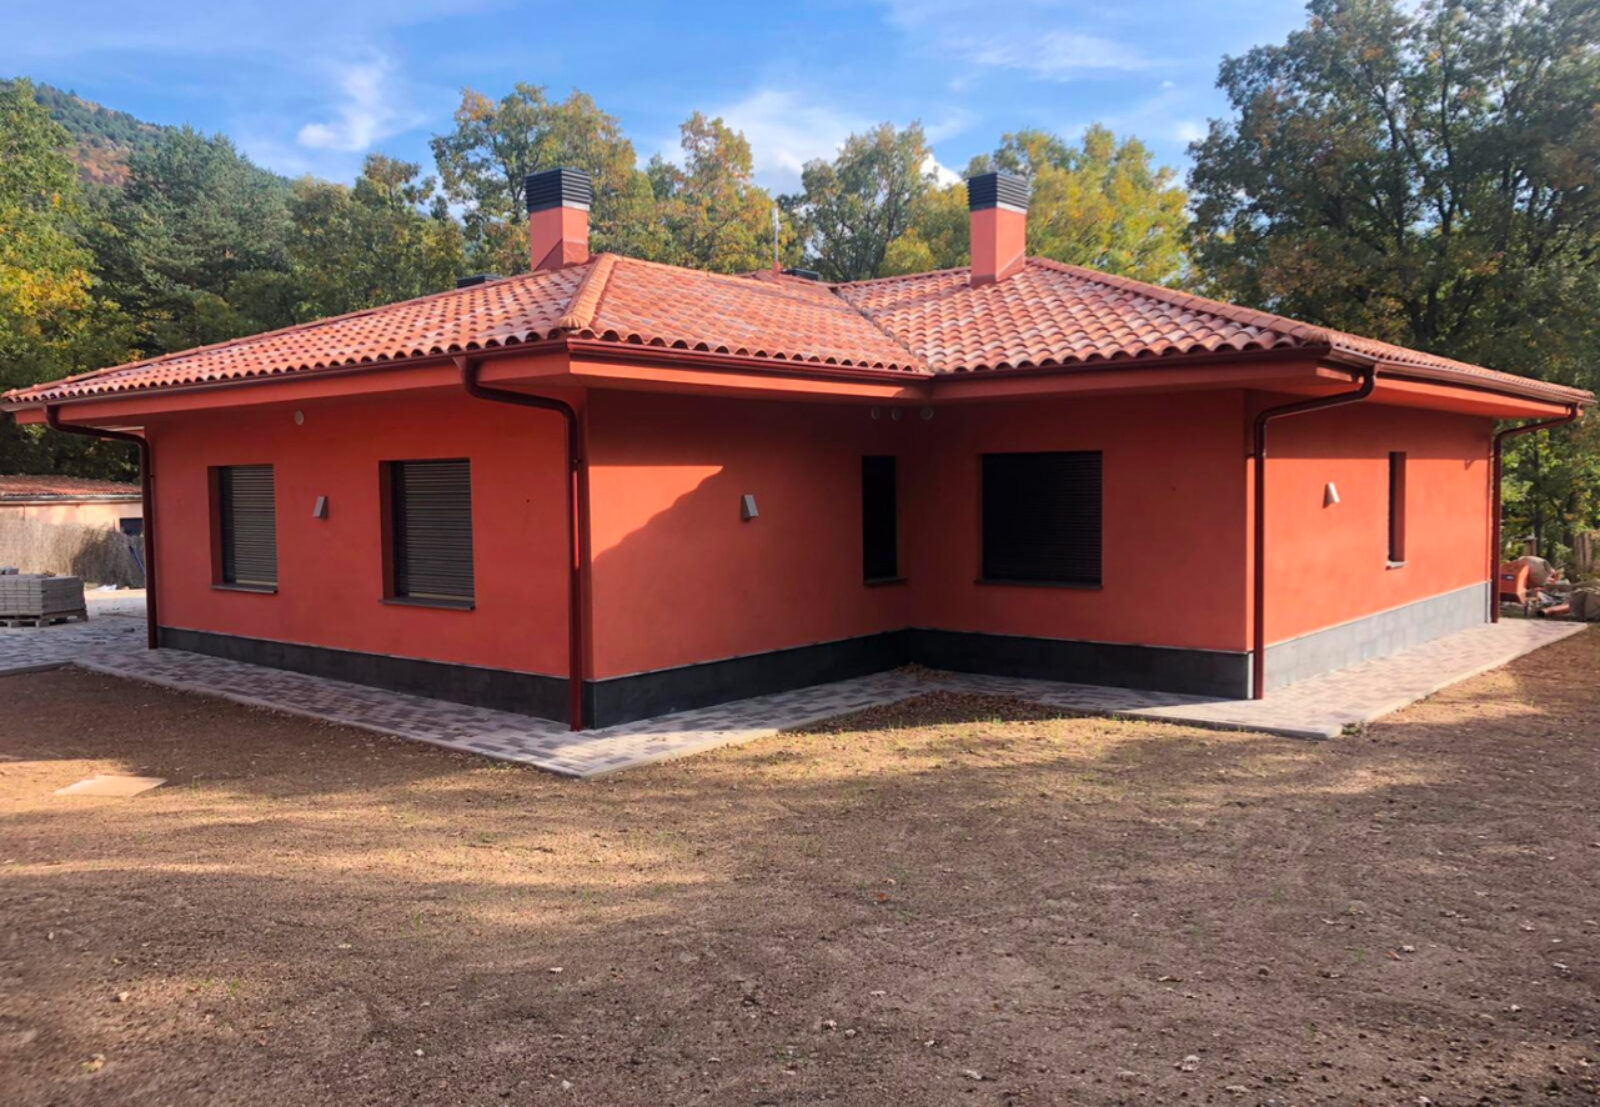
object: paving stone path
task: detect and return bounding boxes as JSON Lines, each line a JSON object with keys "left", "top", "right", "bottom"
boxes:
{"left": 2, "top": 600, "right": 1586, "bottom": 776}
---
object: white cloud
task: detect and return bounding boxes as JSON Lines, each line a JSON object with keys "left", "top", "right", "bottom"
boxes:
{"left": 711, "top": 89, "right": 873, "bottom": 192}
{"left": 925, "top": 155, "right": 963, "bottom": 187}
{"left": 877, "top": 0, "right": 1153, "bottom": 80}
{"left": 296, "top": 53, "right": 421, "bottom": 153}
{"left": 705, "top": 88, "right": 972, "bottom": 194}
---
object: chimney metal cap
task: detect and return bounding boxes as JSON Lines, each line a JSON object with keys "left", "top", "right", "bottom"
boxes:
{"left": 967, "top": 171, "right": 1029, "bottom": 213}
{"left": 525, "top": 167, "right": 594, "bottom": 214}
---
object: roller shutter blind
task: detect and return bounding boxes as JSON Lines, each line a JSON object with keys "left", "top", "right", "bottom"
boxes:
{"left": 981, "top": 451, "right": 1102, "bottom": 586}
{"left": 390, "top": 459, "right": 474, "bottom": 602}
{"left": 218, "top": 465, "right": 277, "bottom": 587}
{"left": 862, "top": 455, "right": 898, "bottom": 580}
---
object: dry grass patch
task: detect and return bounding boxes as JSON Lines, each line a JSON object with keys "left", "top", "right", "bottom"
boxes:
{"left": 1, "top": 632, "right": 1597, "bottom": 1105}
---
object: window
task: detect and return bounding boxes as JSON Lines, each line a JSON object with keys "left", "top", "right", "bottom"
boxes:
{"left": 981, "top": 451, "right": 1102, "bottom": 586}
{"left": 1387, "top": 451, "right": 1407, "bottom": 565}
{"left": 861, "top": 456, "right": 899, "bottom": 581}
{"left": 214, "top": 465, "right": 277, "bottom": 588}
{"left": 385, "top": 459, "right": 474, "bottom": 605}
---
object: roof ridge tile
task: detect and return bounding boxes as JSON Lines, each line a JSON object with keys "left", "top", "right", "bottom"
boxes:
{"left": 555, "top": 253, "right": 618, "bottom": 332}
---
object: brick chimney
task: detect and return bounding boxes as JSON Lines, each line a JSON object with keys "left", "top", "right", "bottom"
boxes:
{"left": 967, "top": 171, "right": 1028, "bottom": 286}
{"left": 524, "top": 167, "right": 593, "bottom": 271}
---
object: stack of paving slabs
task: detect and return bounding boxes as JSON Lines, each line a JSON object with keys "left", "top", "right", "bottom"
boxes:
{"left": 0, "top": 574, "right": 87, "bottom": 626}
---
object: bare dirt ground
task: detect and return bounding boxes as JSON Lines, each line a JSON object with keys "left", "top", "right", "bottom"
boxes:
{"left": 2, "top": 631, "right": 1597, "bottom": 1106}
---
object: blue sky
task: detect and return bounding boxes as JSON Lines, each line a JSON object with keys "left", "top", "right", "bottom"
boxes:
{"left": 5, "top": 0, "right": 1310, "bottom": 192}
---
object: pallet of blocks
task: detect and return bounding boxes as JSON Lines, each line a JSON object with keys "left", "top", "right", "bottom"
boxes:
{"left": 0, "top": 574, "right": 88, "bottom": 627}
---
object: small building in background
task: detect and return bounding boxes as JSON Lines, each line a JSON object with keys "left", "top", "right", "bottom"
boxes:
{"left": 0, "top": 476, "right": 146, "bottom": 586}
{"left": 0, "top": 475, "right": 144, "bottom": 535}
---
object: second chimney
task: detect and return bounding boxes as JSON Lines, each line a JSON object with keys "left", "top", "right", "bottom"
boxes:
{"left": 525, "top": 167, "right": 593, "bottom": 271}
{"left": 967, "top": 171, "right": 1028, "bottom": 286}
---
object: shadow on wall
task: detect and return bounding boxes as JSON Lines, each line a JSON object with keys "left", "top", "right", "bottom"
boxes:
{"left": 0, "top": 516, "right": 145, "bottom": 586}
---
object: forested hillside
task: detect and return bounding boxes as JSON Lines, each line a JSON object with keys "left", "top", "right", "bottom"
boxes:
{"left": 10, "top": 80, "right": 179, "bottom": 187}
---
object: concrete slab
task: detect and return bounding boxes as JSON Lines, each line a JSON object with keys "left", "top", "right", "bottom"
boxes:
{"left": 55, "top": 774, "right": 165, "bottom": 797}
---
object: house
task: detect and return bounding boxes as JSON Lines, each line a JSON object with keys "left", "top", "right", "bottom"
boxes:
{"left": 2, "top": 169, "right": 1590, "bottom": 728}
{"left": 0, "top": 475, "right": 143, "bottom": 532}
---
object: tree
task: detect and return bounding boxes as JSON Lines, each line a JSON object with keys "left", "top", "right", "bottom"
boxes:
{"left": 784, "top": 123, "right": 933, "bottom": 282}
{"left": 1502, "top": 421, "right": 1600, "bottom": 563}
{"left": 287, "top": 155, "right": 466, "bottom": 319}
{"left": 883, "top": 180, "right": 967, "bottom": 275}
{"left": 1190, "top": 0, "right": 1600, "bottom": 378}
{"left": 430, "top": 85, "right": 657, "bottom": 273}
{"left": 92, "top": 126, "right": 296, "bottom": 356}
{"left": 1189, "top": 0, "right": 1600, "bottom": 553}
{"left": 0, "top": 78, "right": 133, "bottom": 475}
{"left": 887, "top": 126, "right": 1190, "bottom": 282}
{"left": 647, "top": 113, "right": 780, "bottom": 273}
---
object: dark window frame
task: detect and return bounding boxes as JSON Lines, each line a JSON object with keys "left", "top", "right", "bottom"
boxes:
{"left": 861, "top": 455, "right": 900, "bottom": 583}
{"left": 210, "top": 464, "right": 278, "bottom": 591}
{"left": 381, "top": 458, "right": 475, "bottom": 609}
{"left": 979, "top": 450, "right": 1103, "bottom": 588}
{"left": 1387, "top": 451, "right": 1408, "bottom": 566}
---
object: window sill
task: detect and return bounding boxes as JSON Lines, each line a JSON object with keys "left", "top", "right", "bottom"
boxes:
{"left": 1385, "top": 560, "right": 1408, "bottom": 571}
{"left": 382, "top": 596, "right": 475, "bottom": 612}
{"left": 975, "top": 578, "right": 1102, "bottom": 591}
{"left": 864, "top": 575, "right": 907, "bottom": 587}
{"left": 212, "top": 583, "right": 277, "bottom": 595}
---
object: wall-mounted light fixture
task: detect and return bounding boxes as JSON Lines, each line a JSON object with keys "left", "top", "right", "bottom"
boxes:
{"left": 312, "top": 495, "right": 329, "bottom": 519}
{"left": 294, "top": 410, "right": 305, "bottom": 426}
{"left": 1324, "top": 482, "right": 1341, "bottom": 507}
{"left": 740, "top": 494, "right": 759, "bottom": 521}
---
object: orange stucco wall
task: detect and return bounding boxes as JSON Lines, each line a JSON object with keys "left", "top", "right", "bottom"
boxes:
{"left": 582, "top": 388, "right": 1253, "bottom": 676}
{"left": 150, "top": 389, "right": 570, "bottom": 676}
{"left": 585, "top": 390, "right": 915, "bottom": 678}
{"left": 1259, "top": 400, "right": 1491, "bottom": 645}
{"left": 142, "top": 377, "right": 1497, "bottom": 690}
{"left": 902, "top": 391, "right": 1252, "bottom": 652}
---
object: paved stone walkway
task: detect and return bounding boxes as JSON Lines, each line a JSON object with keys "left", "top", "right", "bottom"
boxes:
{"left": 909, "top": 618, "right": 1588, "bottom": 739}
{"left": 0, "top": 596, "right": 146, "bottom": 675}
{"left": 1, "top": 598, "right": 1587, "bottom": 774}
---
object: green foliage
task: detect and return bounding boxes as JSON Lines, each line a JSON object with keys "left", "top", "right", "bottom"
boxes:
{"left": 0, "top": 78, "right": 134, "bottom": 476}
{"left": 287, "top": 155, "right": 466, "bottom": 320}
{"left": 647, "top": 113, "right": 783, "bottom": 273}
{"left": 886, "top": 126, "right": 1189, "bottom": 282}
{"left": 1502, "top": 420, "right": 1600, "bottom": 562}
{"left": 983, "top": 126, "right": 1188, "bottom": 283}
{"left": 430, "top": 85, "right": 656, "bottom": 274}
{"left": 92, "top": 127, "right": 297, "bottom": 354}
{"left": 784, "top": 123, "right": 934, "bottom": 282}
{"left": 1189, "top": 0, "right": 1600, "bottom": 551}
{"left": 7, "top": 79, "right": 169, "bottom": 186}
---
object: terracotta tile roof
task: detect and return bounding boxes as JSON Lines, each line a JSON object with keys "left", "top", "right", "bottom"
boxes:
{"left": 565, "top": 257, "right": 921, "bottom": 370}
{"left": 3, "top": 252, "right": 1588, "bottom": 407}
{"left": 0, "top": 475, "right": 141, "bottom": 501}
{"left": 5, "top": 264, "right": 592, "bottom": 404}
{"left": 840, "top": 259, "right": 1591, "bottom": 404}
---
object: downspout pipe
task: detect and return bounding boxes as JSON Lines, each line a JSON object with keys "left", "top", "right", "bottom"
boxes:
{"left": 457, "top": 359, "right": 589, "bottom": 731}
{"left": 44, "top": 406, "right": 159, "bottom": 650}
{"left": 1489, "top": 405, "right": 1581, "bottom": 623}
{"left": 1250, "top": 367, "right": 1377, "bottom": 700}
